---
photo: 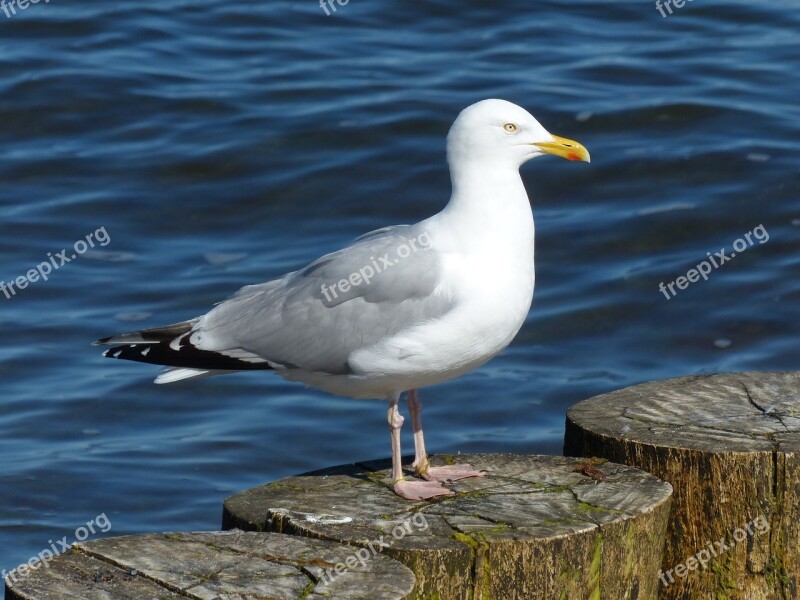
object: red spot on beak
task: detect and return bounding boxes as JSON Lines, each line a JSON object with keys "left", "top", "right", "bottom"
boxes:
{"left": 567, "top": 152, "right": 581, "bottom": 161}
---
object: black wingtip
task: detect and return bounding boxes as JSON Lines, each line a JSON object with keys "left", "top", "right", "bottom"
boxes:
{"left": 92, "top": 336, "right": 112, "bottom": 346}
{"left": 100, "top": 341, "right": 273, "bottom": 371}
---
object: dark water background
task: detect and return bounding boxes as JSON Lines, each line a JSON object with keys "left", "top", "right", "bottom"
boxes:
{"left": 1, "top": 0, "right": 798, "bottom": 590}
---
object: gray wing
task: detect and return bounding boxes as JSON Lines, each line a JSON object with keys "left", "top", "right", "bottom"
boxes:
{"left": 193, "top": 224, "right": 455, "bottom": 374}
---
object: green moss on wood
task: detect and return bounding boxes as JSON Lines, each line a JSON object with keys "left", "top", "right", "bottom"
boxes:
{"left": 588, "top": 533, "right": 602, "bottom": 600}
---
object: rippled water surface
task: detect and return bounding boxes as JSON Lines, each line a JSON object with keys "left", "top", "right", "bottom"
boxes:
{"left": 1, "top": 0, "right": 798, "bottom": 589}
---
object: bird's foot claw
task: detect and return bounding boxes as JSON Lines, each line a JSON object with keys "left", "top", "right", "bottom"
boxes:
{"left": 393, "top": 478, "right": 455, "bottom": 501}
{"left": 420, "top": 463, "right": 485, "bottom": 483}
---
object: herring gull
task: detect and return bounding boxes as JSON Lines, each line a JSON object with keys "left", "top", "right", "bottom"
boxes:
{"left": 95, "top": 99, "right": 590, "bottom": 500}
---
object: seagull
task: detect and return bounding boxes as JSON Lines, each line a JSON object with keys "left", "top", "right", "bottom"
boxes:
{"left": 95, "top": 99, "right": 589, "bottom": 500}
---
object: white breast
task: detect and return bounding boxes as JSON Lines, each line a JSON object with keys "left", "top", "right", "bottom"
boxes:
{"left": 348, "top": 176, "right": 536, "bottom": 387}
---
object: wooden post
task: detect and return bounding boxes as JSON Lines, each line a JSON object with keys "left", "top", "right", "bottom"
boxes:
{"left": 223, "top": 453, "right": 672, "bottom": 599}
{"left": 564, "top": 371, "right": 799, "bottom": 599}
{"left": 4, "top": 530, "right": 416, "bottom": 599}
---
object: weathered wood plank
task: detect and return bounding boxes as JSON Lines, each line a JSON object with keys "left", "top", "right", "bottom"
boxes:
{"left": 565, "top": 371, "right": 800, "bottom": 600}
{"left": 4, "top": 530, "right": 416, "bottom": 599}
{"left": 223, "top": 453, "right": 673, "bottom": 599}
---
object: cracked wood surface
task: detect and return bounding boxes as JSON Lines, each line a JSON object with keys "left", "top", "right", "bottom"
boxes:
{"left": 4, "top": 530, "right": 415, "bottom": 600}
{"left": 564, "top": 371, "right": 800, "bottom": 600}
{"left": 222, "top": 453, "right": 672, "bottom": 599}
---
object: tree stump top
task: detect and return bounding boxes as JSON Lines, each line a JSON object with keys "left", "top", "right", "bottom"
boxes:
{"left": 224, "top": 454, "right": 671, "bottom": 540}
{"left": 567, "top": 371, "right": 800, "bottom": 453}
{"left": 4, "top": 530, "right": 416, "bottom": 600}
{"left": 223, "top": 453, "right": 673, "bottom": 599}
{"left": 564, "top": 371, "right": 800, "bottom": 599}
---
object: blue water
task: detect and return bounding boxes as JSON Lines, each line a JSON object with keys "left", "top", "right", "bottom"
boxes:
{"left": 1, "top": 0, "right": 798, "bottom": 592}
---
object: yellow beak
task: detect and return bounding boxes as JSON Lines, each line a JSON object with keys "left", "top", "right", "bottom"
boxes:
{"left": 533, "top": 135, "right": 591, "bottom": 163}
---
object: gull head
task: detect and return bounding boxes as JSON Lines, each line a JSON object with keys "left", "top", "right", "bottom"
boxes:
{"left": 447, "top": 99, "right": 590, "bottom": 169}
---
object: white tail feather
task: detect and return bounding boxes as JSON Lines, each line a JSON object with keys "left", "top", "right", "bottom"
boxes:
{"left": 155, "top": 368, "right": 213, "bottom": 384}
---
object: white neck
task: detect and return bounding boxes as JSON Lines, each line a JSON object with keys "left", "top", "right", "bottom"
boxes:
{"left": 434, "top": 157, "right": 535, "bottom": 254}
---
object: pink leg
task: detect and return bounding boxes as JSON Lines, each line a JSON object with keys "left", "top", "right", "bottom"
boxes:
{"left": 387, "top": 393, "right": 453, "bottom": 501}
{"left": 407, "top": 389, "right": 429, "bottom": 473}
{"left": 406, "top": 389, "right": 485, "bottom": 483}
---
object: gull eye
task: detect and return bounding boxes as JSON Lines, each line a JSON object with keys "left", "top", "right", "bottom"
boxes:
{"left": 503, "top": 123, "right": 518, "bottom": 133}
